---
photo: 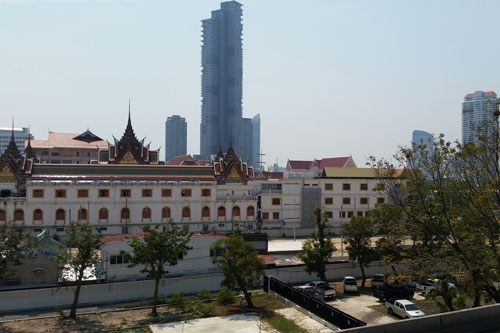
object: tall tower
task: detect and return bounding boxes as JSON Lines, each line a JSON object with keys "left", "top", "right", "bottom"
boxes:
{"left": 200, "top": 1, "right": 243, "bottom": 160}
{"left": 251, "top": 114, "right": 261, "bottom": 170}
{"left": 462, "top": 91, "right": 497, "bottom": 145}
{"left": 165, "top": 115, "right": 187, "bottom": 162}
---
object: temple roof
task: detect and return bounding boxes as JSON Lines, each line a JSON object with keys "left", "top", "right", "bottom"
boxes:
{"left": 3, "top": 127, "right": 21, "bottom": 160}
{"left": 30, "top": 132, "right": 108, "bottom": 149}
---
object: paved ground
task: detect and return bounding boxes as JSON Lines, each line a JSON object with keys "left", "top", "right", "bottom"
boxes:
{"left": 150, "top": 313, "right": 268, "bottom": 333}
{"left": 275, "top": 307, "right": 335, "bottom": 332}
{"left": 328, "top": 293, "right": 396, "bottom": 325}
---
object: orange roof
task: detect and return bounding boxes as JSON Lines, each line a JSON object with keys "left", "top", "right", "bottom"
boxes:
{"left": 29, "top": 132, "right": 109, "bottom": 149}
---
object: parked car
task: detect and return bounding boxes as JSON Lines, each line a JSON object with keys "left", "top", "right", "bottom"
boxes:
{"left": 303, "top": 281, "right": 337, "bottom": 299}
{"left": 343, "top": 276, "right": 359, "bottom": 293}
{"left": 373, "top": 284, "right": 414, "bottom": 301}
{"left": 385, "top": 299, "right": 425, "bottom": 319}
{"left": 296, "top": 285, "right": 325, "bottom": 300}
{"left": 415, "top": 279, "right": 455, "bottom": 294}
{"left": 371, "top": 274, "right": 387, "bottom": 288}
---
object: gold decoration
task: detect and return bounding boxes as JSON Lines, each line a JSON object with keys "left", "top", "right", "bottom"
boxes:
{"left": 0, "top": 165, "right": 17, "bottom": 182}
{"left": 119, "top": 151, "right": 139, "bottom": 164}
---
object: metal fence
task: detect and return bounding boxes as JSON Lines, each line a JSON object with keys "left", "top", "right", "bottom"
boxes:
{"left": 263, "top": 276, "right": 366, "bottom": 329}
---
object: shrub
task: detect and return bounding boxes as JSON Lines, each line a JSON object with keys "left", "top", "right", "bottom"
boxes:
{"left": 167, "top": 293, "right": 186, "bottom": 312}
{"left": 196, "top": 302, "right": 215, "bottom": 316}
{"left": 217, "top": 287, "right": 235, "bottom": 306}
{"left": 196, "top": 289, "right": 212, "bottom": 303}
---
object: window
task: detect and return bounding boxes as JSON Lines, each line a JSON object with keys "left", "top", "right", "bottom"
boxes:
{"left": 55, "top": 209, "right": 65, "bottom": 220}
{"left": 181, "top": 189, "right": 192, "bottom": 197}
{"left": 325, "top": 211, "right": 333, "bottom": 219}
{"left": 324, "top": 183, "right": 333, "bottom": 191}
{"left": 342, "top": 183, "right": 351, "bottom": 191}
{"left": 377, "top": 197, "right": 386, "bottom": 204}
{"left": 51, "top": 152, "right": 59, "bottom": 156}
{"left": 272, "top": 212, "right": 280, "bottom": 220}
{"left": 342, "top": 197, "right": 351, "bottom": 205}
{"left": 110, "top": 254, "right": 129, "bottom": 265}
{"left": 99, "top": 208, "right": 108, "bottom": 220}
{"left": 232, "top": 206, "right": 240, "bottom": 217}
{"left": 14, "top": 209, "right": 24, "bottom": 221}
{"left": 78, "top": 208, "right": 88, "bottom": 220}
{"left": 33, "top": 189, "right": 44, "bottom": 198}
{"left": 210, "top": 248, "right": 224, "bottom": 257}
{"left": 202, "top": 206, "right": 210, "bottom": 217}
{"left": 162, "top": 189, "right": 172, "bottom": 197}
{"left": 339, "top": 211, "right": 346, "bottom": 218}
{"left": 177, "top": 252, "right": 184, "bottom": 260}
{"left": 77, "top": 189, "right": 89, "bottom": 198}
{"left": 218, "top": 206, "right": 226, "bottom": 217}
{"left": 357, "top": 211, "right": 364, "bottom": 217}
{"left": 121, "top": 208, "right": 130, "bottom": 219}
{"left": 272, "top": 198, "right": 281, "bottom": 205}
{"left": 162, "top": 207, "right": 171, "bottom": 218}
{"left": 182, "top": 207, "right": 191, "bottom": 218}
{"left": 121, "top": 189, "right": 131, "bottom": 197}
{"left": 201, "top": 189, "right": 211, "bottom": 197}
{"left": 360, "top": 197, "right": 368, "bottom": 205}
{"left": 325, "top": 197, "right": 333, "bottom": 205}
{"left": 76, "top": 152, "right": 80, "bottom": 157}
{"left": 142, "top": 207, "right": 151, "bottom": 219}
{"left": 360, "top": 183, "right": 368, "bottom": 191}
{"left": 142, "top": 189, "right": 152, "bottom": 197}
{"left": 261, "top": 183, "right": 282, "bottom": 191}
{"left": 99, "top": 189, "right": 110, "bottom": 198}
{"left": 55, "top": 189, "right": 66, "bottom": 198}
{"left": 183, "top": 224, "right": 189, "bottom": 232}
{"left": 0, "top": 209, "right": 5, "bottom": 222}
{"left": 347, "top": 211, "right": 354, "bottom": 218}
{"left": 262, "top": 212, "right": 269, "bottom": 220}
{"left": 377, "top": 183, "right": 386, "bottom": 191}
{"left": 246, "top": 206, "right": 255, "bottom": 217}
{"left": 218, "top": 223, "right": 225, "bottom": 227}
{"left": 33, "top": 209, "right": 43, "bottom": 221}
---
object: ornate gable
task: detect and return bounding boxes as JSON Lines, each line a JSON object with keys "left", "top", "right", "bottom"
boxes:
{"left": 0, "top": 156, "right": 21, "bottom": 183}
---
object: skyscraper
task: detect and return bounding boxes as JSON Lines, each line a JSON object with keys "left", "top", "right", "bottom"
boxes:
{"left": 462, "top": 91, "right": 497, "bottom": 145}
{"left": 251, "top": 114, "right": 261, "bottom": 170}
{"left": 412, "top": 130, "right": 433, "bottom": 150}
{"left": 165, "top": 115, "right": 187, "bottom": 162}
{"left": 200, "top": 1, "right": 243, "bottom": 160}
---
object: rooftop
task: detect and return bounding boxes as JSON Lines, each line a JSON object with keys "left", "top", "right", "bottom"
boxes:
{"left": 30, "top": 131, "right": 108, "bottom": 149}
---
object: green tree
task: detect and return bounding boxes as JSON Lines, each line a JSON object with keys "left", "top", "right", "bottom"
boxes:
{"left": 297, "top": 207, "right": 336, "bottom": 282}
{"left": 55, "top": 221, "right": 102, "bottom": 318}
{"left": 211, "top": 234, "right": 265, "bottom": 309}
{"left": 341, "top": 216, "right": 377, "bottom": 288}
{"left": 0, "top": 224, "right": 27, "bottom": 280}
{"left": 126, "top": 224, "right": 192, "bottom": 316}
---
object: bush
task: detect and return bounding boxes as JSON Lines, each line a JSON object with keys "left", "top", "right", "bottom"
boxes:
{"left": 196, "top": 302, "right": 215, "bottom": 316}
{"left": 167, "top": 293, "right": 186, "bottom": 312}
{"left": 196, "top": 289, "right": 212, "bottom": 303}
{"left": 55, "top": 306, "right": 67, "bottom": 319}
{"left": 217, "top": 287, "right": 235, "bottom": 306}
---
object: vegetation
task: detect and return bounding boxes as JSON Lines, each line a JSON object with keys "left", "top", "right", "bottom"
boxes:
{"left": 341, "top": 216, "right": 377, "bottom": 288}
{"left": 297, "top": 207, "right": 336, "bottom": 281}
{"left": 125, "top": 224, "right": 192, "bottom": 316}
{"left": 217, "top": 287, "right": 236, "bottom": 305}
{"left": 211, "top": 234, "right": 265, "bottom": 308}
{"left": 55, "top": 221, "right": 102, "bottom": 318}
{"left": 0, "top": 224, "right": 27, "bottom": 280}
{"left": 267, "top": 313, "right": 308, "bottom": 333}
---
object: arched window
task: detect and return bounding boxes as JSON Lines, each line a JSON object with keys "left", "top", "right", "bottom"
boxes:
{"left": 78, "top": 208, "right": 88, "bottom": 220}
{"left": 202, "top": 206, "right": 210, "bottom": 217}
{"left": 14, "top": 209, "right": 24, "bottom": 221}
{"left": 121, "top": 208, "right": 130, "bottom": 219}
{"left": 162, "top": 207, "right": 171, "bottom": 218}
{"left": 55, "top": 208, "right": 65, "bottom": 220}
{"left": 218, "top": 206, "right": 226, "bottom": 217}
{"left": 232, "top": 206, "right": 240, "bottom": 217}
{"left": 246, "top": 206, "right": 255, "bottom": 217}
{"left": 182, "top": 206, "right": 191, "bottom": 218}
{"left": 33, "top": 208, "right": 43, "bottom": 221}
{"left": 142, "top": 207, "right": 151, "bottom": 219}
{"left": 99, "top": 208, "right": 108, "bottom": 220}
{"left": 0, "top": 209, "right": 5, "bottom": 222}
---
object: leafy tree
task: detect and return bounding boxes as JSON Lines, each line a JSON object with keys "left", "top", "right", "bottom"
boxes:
{"left": 297, "top": 207, "right": 336, "bottom": 281}
{"left": 126, "top": 224, "right": 192, "bottom": 316}
{"left": 0, "top": 224, "right": 27, "bottom": 280}
{"left": 211, "top": 234, "right": 265, "bottom": 308}
{"left": 341, "top": 216, "right": 377, "bottom": 288}
{"left": 55, "top": 221, "right": 102, "bottom": 318}
{"left": 217, "top": 287, "right": 236, "bottom": 305}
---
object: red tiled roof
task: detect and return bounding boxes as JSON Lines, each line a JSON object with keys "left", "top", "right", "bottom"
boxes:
{"left": 484, "top": 91, "right": 496, "bottom": 96}
{"left": 30, "top": 132, "right": 109, "bottom": 149}
{"left": 262, "top": 254, "right": 275, "bottom": 265}
{"left": 197, "top": 160, "right": 212, "bottom": 166}
{"left": 316, "top": 157, "right": 351, "bottom": 171}
{"left": 288, "top": 160, "right": 313, "bottom": 171}
{"left": 101, "top": 232, "right": 225, "bottom": 243}
{"left": 167, "top": 155, "right": 198, "bottom": 166}
{"left": 262, "top": 171, "right": 283, "bottom": 179}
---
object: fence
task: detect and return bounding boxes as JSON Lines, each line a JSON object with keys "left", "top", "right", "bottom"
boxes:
{"left": 263, "top": 276, "right": 366, "bottom": 329}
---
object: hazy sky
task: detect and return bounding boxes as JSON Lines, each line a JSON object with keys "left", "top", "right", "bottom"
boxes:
{"left": 1, "top": 0, "right": 499, "bottom": 167}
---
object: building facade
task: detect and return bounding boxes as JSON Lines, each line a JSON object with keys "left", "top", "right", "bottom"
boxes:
{"left": 462, "top": 91, "right": 497, "bottom": 145}
{"left": 0, "top": 127, "right": 32, "bottom": 156}
{"left": 251, "top": 114, "right": 261, "bottom": 170}
{"left": 165, "top": 115, "right": 187, "bottom": 162}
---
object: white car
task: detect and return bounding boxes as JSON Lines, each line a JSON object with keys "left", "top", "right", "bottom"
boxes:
{"left": 385, "top": 299, "right": 425, "bottom": 319}
{"left": 343, "top": 276, "right": 359, "bottom": 293}
{"left": 371, "top": 274, "right": 387, "bottom": 288}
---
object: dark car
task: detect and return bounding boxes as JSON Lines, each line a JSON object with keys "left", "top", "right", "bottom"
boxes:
{"left": 373, "top": 284, "right": 414, "bottom": 301}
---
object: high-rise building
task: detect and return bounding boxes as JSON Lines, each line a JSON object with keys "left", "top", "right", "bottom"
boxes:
{"left": 462, "top": 91, "right": 497, "bottom": 145}
{"left": 412, "top": 130, "right": 434, "bottom": 149}
{"left": 165, "top": 115, "right": 187, "bottom": 162}
{"left": 251, "top": 114, "right": 261, "bottom": 170}
{"left": 0, "top": 126, "right": 32, "bottom": 156}
{"left": 200, "top": 1, "right": 243, "bottom": 160}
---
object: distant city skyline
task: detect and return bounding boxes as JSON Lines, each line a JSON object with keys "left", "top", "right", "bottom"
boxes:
{"left": 165, "top": 115, "right": 187, "bottom": 162}
{"left": 462, "top": 91, "right": 497, "bottom": 145}
{"left": 1, "top": 0, "right": 499, "bottom": 167}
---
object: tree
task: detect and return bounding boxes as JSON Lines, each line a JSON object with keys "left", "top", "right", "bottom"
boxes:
{"left": 126, "top": 224, "right": 192, "bottom": 316}
{"left": 0, "top": 224, "right": 27, "bottom": 280}
{"left": 55, "top": 221, "right": 102, "bottom": 318}
{"left": 341, "top": 216, "right": 377, "bottom": 288}
{"left": 297, "top": 207, "right": 336, "bottom": 281}
{"left": 211, "top": 234, "right": 265, "bottom": 308}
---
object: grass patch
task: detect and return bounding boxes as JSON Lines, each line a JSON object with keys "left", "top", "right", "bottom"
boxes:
{"left": 413, "top": 299, "right": 441, "bottom": 315}
{"left": 252, "top": 292, "right": 289, "bottom": 311}
{"left": 266, "top": 313, "right": 308, "bottom": 333}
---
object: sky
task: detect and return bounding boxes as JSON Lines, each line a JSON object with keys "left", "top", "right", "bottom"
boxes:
{"left": 1, "top": 0, "right": 499, "bottom": 168}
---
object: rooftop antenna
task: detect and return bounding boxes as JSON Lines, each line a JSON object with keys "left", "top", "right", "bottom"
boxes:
{"left": 258, "top": 149, "right": 266, "bottom": 171}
